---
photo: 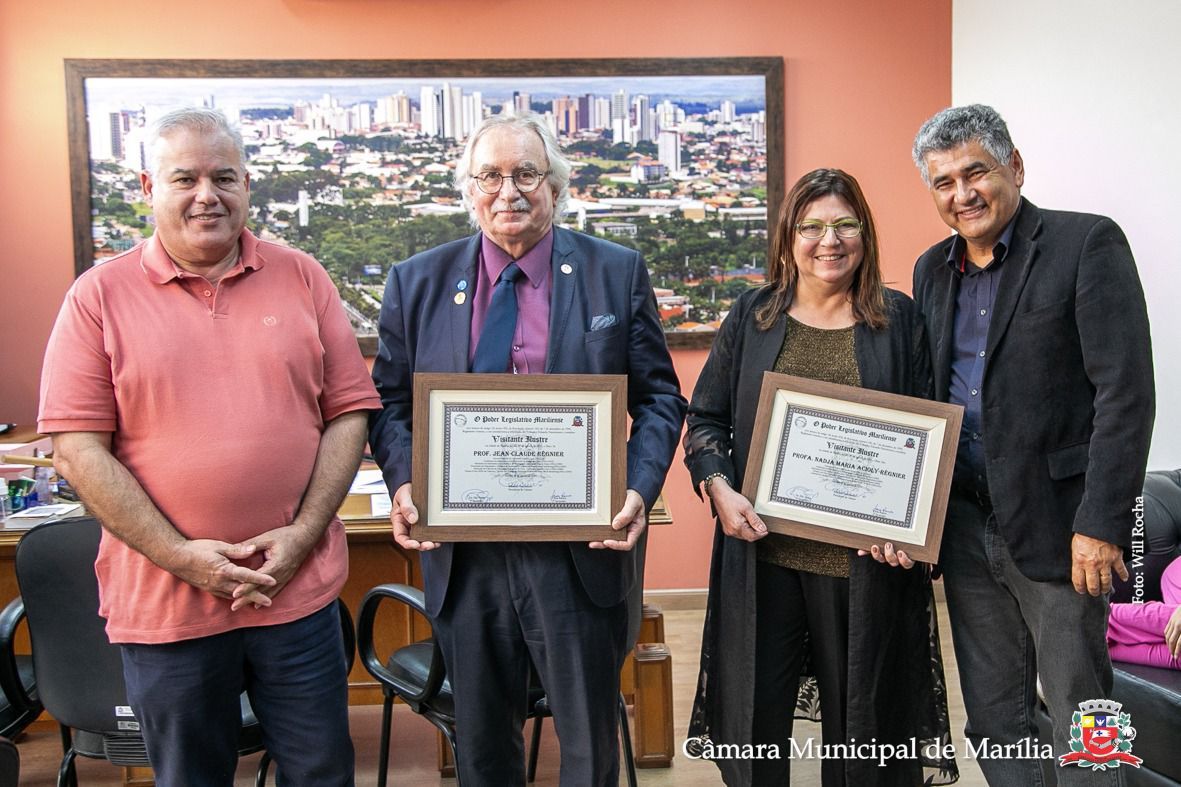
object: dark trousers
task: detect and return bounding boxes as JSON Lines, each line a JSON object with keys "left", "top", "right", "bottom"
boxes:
{"left": 433, "top": 542, "right": 629, "bottom": 786}
{"left": 752, "top": 560, "right": 850, "bottom": 787}
{"left": 121, "top": 603, "right": 354, "bottom": 787}
{"left": 941, "top": 491, "right": 1122, "bottom": 786}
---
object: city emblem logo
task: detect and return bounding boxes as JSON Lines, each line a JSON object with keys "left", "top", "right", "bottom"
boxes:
{"left": 572, "top": 416, "right": 584, "bottom": 427}
{"left": 1059, "top": 699, "right": 1141, "bottom": 771}
{"left": 904, "top": 438, "right": 916, "bottom": 449}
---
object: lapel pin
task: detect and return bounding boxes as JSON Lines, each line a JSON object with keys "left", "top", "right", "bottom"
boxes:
{"left": 457, "top": 279, "right": 467, "bottom": 291}
{"left": 560, "top": 263, "right": 573, "bottom": 275}
{"left": 454, "top": 292, "right": 466, "bottom": 305}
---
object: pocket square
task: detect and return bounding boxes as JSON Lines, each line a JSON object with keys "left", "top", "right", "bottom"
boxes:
{"left": 590, "top": 313, "right": 617, "bottom": 331}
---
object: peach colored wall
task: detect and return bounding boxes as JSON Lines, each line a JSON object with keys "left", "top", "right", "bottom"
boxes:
{"left": 0, "top": 0, "right": 951, "bottom": 589}
{"left": 655, "top": 348, "right": 712, "bottom": 590}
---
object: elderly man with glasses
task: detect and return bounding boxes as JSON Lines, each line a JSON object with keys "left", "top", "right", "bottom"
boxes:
{"left": 368, "top": 112, "right": 686, "bottom": 786}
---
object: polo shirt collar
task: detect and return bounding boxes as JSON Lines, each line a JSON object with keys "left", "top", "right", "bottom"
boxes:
{"left": 479, "top": 227, "right": 554, "bottom": 288}
{"left": 945, "top": 203, "right": 1020, "bottom": 274}
{"left": 140, "top": 229, "right": 263, "bottom": 284}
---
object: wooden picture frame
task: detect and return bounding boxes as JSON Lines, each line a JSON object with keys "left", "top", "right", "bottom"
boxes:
{"left": 65, "top": 58, "right": 784, "bottom": 350}
{"left": 742, "top": 373, "right": 963, "bottom": 563}
{"left": 410, "top": 373, "right": 626, "bottom": 541}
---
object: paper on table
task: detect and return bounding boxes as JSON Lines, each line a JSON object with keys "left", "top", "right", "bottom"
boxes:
{"left": 8, "top": 504, "right": 82, "bottom": 520}
{"left": 349, "top": 469, "right": 388, "bottom": 494}
{"left": 370, "top": 494, "right": 392, "bottom": 517}
{"left": 2, "top": 503, "right": 83, "bottom": 530}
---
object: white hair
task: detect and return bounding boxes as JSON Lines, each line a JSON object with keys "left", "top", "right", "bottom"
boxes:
{"left": 146, "top": 107, "right": 247, "bottom": 178}
{"left": 453, "top": 112, "right": 571, "bottom": 225}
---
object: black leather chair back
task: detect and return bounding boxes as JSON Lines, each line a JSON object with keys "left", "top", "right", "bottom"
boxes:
{"left": 0, "top": 736, "right": 17, "bottom": 787}
{"left": 1112, "top": 469, "right": 1181, "bottom": 604}
{"left": 14, "top": 517, "right": 131, "bottom": 734}
{"left": 0, "top": 597, "right": 41, "bottom": 740}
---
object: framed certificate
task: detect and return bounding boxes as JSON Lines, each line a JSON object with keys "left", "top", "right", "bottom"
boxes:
{"left": 743, "top": 373, "right": 963, "bottom": 563}
{"left": 410, "top": 373, "right": 626, "bottom": 541}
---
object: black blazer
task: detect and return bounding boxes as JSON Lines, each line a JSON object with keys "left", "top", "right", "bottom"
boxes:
{"left": 369, "top": 226, "right": 686, "bottom": 616}
{"left": 913, "top": 197, "right": 1155, "bottom": 581}
{"left": 683, "top": 285, "right": 947, "bottom": 786}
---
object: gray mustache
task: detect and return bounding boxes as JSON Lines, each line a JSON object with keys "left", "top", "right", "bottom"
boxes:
{"left": 493, "top": 198, "right": 532, "bottom": 213}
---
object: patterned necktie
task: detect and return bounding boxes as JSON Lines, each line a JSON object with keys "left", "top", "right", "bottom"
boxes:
{"left": 471, "top": 262, "right": 523, "bottom": 373}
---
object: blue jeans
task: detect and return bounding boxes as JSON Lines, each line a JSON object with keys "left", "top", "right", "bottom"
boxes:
{"left": 940, "top": 491, "right": 1122, "bottom": 786}
{"left": 121, "top": 603, "right": 354, "bottom": 787}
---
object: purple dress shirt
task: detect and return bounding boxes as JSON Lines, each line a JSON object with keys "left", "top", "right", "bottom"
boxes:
{"left": 468, "top": 228, "right": 553, "bottom": 374}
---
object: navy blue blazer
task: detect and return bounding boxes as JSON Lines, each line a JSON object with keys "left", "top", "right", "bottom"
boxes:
{"left": 913, "top": 198, "right": 1155, "bottom": 581}
{"left": 369, "top": 226, "right": 686, "bottom": 616}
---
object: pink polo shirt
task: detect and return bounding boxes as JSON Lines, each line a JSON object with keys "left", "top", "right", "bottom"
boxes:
{"left": 38, "top": 230, "right": 381, "bottom": 644}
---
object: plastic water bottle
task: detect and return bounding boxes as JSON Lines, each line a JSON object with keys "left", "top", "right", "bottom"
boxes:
{"left": 30, "top": 465, "right": 52, "bottom": 508}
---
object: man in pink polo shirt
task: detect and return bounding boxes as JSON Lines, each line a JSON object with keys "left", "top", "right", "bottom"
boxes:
{"left": 39, "top": 108, "right": 379, "bottom": 786}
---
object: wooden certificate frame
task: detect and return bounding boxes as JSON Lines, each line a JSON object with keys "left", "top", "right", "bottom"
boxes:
{"left": 411, "top": 373, "right": 626, "bottom": 541}
{"left": 742, "top": 373, "right": 963, "bottom": 563}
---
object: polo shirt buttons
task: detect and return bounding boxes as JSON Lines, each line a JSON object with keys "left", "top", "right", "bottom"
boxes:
{"left": 203, "top": 290, "right": 213, "bottom": 297}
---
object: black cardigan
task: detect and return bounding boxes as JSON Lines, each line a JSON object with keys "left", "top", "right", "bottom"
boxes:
{"left": 683, "top": 285, "right": 956, "bottom": 786}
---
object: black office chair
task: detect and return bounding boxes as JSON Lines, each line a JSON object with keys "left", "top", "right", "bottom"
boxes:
{"left": 0, "top": 736, "right": 18, "bottom": 787}
{"left": 525, "top": 693, "right": 637, "bottom": 785}
{"left": 357, "top": 583, "right": 637, "bottom": 787}
{"left": 526, "top": 534, "right": 646, "bottom": 787}
{"left": 15, "top": 517, "right": 355, "bottom": 787}
{"left": 0, "top": 597, "right": 41, "bottom": 741}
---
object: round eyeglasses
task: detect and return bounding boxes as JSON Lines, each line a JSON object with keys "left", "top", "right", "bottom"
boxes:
{"left": 795, "top": 219, "right": 863, "bottom": 240}
{"left": 472, "top": 169, "right": 548, "bottom": 195}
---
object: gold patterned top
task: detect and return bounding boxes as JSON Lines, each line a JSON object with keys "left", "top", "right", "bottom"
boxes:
{"left": 757, "top": 315, "right": 859, "bottom": 578}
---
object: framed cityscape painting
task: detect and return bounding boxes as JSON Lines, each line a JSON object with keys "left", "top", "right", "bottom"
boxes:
{"left": 65, "top": 58, "right": 783, "bottom": 347}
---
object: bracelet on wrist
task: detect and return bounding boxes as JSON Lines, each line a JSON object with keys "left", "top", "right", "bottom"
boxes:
{"left": 702, "top": 472, "right": 732, "bottom": 495}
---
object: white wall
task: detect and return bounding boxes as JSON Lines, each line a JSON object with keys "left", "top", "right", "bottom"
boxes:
{"left": 954, "top": 0, "right": 1181, "bottom": 470}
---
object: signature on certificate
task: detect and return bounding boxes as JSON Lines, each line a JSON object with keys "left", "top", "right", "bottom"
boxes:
{"left": 497, "top": 471, "right": 541, "bottom": 491}
{"left": 786, "top": 486, "right": 818, "bottom": 501}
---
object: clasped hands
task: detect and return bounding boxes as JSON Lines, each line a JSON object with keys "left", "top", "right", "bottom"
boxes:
{"left": 167, "top": 522, "right": 322, "bottom": 611}
{"left": 709, "top": 476, "right": 917, "bottom": 569}
{"left": 389, "top": 482, "right": 648, "bottom": 552}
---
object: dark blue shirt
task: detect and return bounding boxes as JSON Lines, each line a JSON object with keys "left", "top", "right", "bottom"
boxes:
{"left": 947, "top": 211, "right": 1018, "bottom": 492}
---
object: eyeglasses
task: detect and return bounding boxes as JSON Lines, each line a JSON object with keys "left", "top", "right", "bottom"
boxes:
{"left": 472, "top": 169, "right": 548, "bottom": 195}
{"left": 795, "top": 219, "right": 863, "bottom": 240}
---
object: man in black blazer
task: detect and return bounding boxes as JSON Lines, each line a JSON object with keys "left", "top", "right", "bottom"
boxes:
{"left": 910, "top": 104, "right": 1154, "bottom": 785}
{"left": 369, "top": 113, "right": 685, "bottom": 785}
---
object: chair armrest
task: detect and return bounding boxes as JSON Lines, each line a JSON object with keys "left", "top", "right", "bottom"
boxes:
{"left": 365, "top": 583, "right": 428, "bottom": 616}
{"left": 0, "top": 597, "right": 34, "bottom": 710}
{"left": 356, "top": 584, "right": 447, "bottom": 706}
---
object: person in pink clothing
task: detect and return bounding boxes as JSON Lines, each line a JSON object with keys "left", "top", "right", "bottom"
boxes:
{"left": 40, "top": 107, "right": 381, "bottom": 785}
{"left": 1108, "top": 557, "right": 1181, "bottom": 669}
